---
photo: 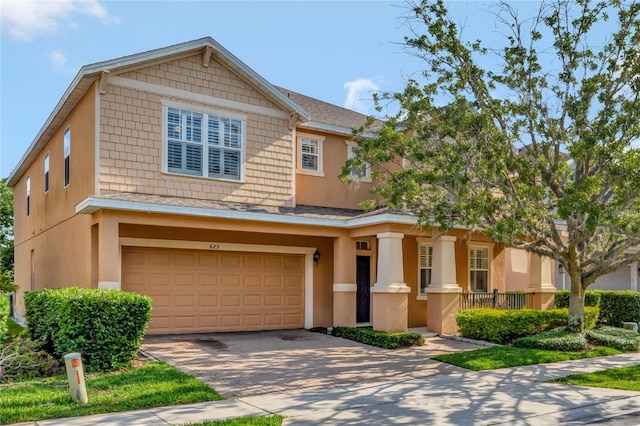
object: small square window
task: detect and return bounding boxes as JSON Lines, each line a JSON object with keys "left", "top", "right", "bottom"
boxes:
{"left": 346, "top": 141, "right": 371, "bottom": 182}
{"left": 296, "top": 133, "right": 325, "bottom": 176}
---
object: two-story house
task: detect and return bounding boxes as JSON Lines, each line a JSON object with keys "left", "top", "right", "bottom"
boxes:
{"left": 8, "top": 37, "right": 554, "bottom": 335}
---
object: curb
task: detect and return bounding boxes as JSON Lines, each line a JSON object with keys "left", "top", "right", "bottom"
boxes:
{"left": 440, "top": 334, "right": 499, "bottom": 347}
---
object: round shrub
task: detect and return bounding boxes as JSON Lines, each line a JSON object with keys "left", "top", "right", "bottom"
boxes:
{"left": 586, "top": 326, "right": 640, "bottom": 352}
{"left": 512, "top": 327, "right": 587, "bottom": 351}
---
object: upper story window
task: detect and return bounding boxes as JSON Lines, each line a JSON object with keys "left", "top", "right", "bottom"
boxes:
{"left": 26, "top": 175, "right": 31, "bottom": 217}
{"left": 296, "top": 133, "right": 324, "bottom": 176}
{"left": 44, "top": 152, "right": 50, "bottom": 193}
{"left": 470, "top": 246, "right": 489, "bottom": 292}
{"left": 346, "top": 141, "right": 371, "bottom": 182}
{"left": 419, "top": 242, "right": 433, "bottom": 295}
{"left": 63, "top": 127, "right": 70, "bottom": 187}
{"left": 166, "top": 106, "right": 244, "bottom": 181}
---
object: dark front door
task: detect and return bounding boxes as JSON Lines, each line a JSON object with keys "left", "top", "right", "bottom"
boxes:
{"left": 356, "top": 256, "right": 371, "bottom": 323}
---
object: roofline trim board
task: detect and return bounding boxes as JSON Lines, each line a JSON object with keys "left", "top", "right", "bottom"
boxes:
{"left": 75, "top": 196, "right": 418, "bottom": 229}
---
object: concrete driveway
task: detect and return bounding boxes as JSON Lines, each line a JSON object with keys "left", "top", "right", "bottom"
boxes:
{"left": 141, "top": 329, "right": 482, "bottom": 397}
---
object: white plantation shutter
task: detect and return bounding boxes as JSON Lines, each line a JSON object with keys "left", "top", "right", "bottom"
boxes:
{"left": 301, "top": 139, "right": 319, "bottom": 171}
{"left": 167, "top": 107, "right": 242, "bottom": 180}
{"left": 470, "top": 247, "right": 489, "bottom": 292}
{"left": 419, "top": 244, "right": 433, "bottom": 294}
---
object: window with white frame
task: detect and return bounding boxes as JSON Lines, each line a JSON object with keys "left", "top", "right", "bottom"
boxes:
{"left": 296, "top": 133, "right": 324, "bottom": 176}
{"left": 26, "top": 175, "right": 31, "bottom": 217}
{"left": 166, "top": 107, "right": 243, "bottom": 181}
{"left": 63, "top": 127, "right": 70, "bottom": 187}
{"left": 44, "top": 152, "right": 50, "bottom": 193}
{"left": 419, "top": 243, "right": 433, "bottom": 294}
{"left": 469, "top": 246, "right": 489, "bottom": 292}
{"left": 346, "top": 142, "right": 371, "bottom": 181}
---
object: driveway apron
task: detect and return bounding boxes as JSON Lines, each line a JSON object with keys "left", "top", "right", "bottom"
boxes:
{"left": 141, "top": 329, "right": 481, "bottom": 397}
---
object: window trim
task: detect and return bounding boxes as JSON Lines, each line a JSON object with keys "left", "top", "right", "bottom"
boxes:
{"left": 469, "top": 243, "right": 493, "bottom": 293}
{"left": 26, "top": 175, "right": 31, "bottom": 217}
{"left": 44, "top": 152, "right": 50, "bottom": 193}
{"left": 296, "top": 132, "right": 325, "bottom": 177}
{"left": 345, "top": 141, "right": 371, "bottom": 182}
{"left": 162, "top": 102, "right": 247, "bottom": 182}
{"left": 417, "top": 238, "right": 433, "bottom": 300}
{"left": 63, "top": 127, "right": 70, "bottom": 188}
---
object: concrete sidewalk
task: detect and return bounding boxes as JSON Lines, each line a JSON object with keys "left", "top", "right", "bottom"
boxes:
{"left": 22, "top": 353, "right": 640, "bottom": 426}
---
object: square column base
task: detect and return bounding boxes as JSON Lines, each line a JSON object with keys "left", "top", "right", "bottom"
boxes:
{"left": 372, "top": 290, "right": 409, "bottom": 333}
{"left": 333, "top": 286, "right": 356, "bottom": 327}
{"left": 427, "top": 291, "right": 461, "bottom": 335}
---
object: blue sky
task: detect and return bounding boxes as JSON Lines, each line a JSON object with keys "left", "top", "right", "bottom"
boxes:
{"left": 0, "top": 0, "right": 535, "bottom": 178}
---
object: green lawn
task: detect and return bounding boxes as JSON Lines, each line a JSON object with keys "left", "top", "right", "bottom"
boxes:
{"left": 431, "top": 346, "right": 621, "bottom": 370}
{"left": 554, "top": 365, "right": 640, "bottom": 391}
{"left": 185, "top": 415, "right": 284, "bottom": 426}
{"left": 0, "top": 361, "right": 222, "bottom": 424}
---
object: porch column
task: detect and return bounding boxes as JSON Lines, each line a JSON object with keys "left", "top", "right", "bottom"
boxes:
{"left": 425, "top": 236, "right": 462, "bottom": 335}
{"left": 97, "top": 214, "right": 120, "bottom": 290}
{"left": 372, "top": 232, "right": 410, "bottom": 332}
{"left": 333, "top": 235, "right": 356, "bottom": 327}
{"left": 630, "top": 262, "right": 638, "bottom": 292}
{"left": 526, "top": 253, "right": 556, "bottom": 310}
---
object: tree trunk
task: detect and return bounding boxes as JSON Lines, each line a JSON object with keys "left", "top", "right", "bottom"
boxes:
{"left": 567, "top": 272, "right": 585, "bottom": 333}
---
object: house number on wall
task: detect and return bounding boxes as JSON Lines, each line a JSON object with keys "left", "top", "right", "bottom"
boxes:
{"left": 209, "top": 244, "right": 220, "bottom": 250}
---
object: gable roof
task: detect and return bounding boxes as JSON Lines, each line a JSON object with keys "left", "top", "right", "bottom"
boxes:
{"left": 277, "top": 87, "right": 383, "bottom": 137}
{"left": 7, "top": 37, "right": 310, "bottom": 187}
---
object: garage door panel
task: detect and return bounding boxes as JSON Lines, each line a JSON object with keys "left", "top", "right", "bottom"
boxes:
{"left": 122, "top": 247, "right": 304, "bottom": 334}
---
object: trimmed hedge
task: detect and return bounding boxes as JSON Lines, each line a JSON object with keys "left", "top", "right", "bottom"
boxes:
{"left": 555, "top": 290, "right": 640, "bottom": 327}
{"left": 332, "top": 327, "right": 425, "bottom": 349}
{"left": 0, "top": 295, "right": 8, "bottom": 339}
{"left": 586, "top": 326, "right": 640, "bottom": 352}
{"left": 512, "top": 327, "right": 588, "bottom": 351}
{"left": 25, "top": 288, "right": 152, "bottom": 372}
{"left": 456, "top": 307, "right": 599, "bottom": 344}
{"left": 554, "top": 290, "right": 601, "bottom": 308}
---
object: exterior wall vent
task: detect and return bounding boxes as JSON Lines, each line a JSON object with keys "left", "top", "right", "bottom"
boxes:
{"left": 356, "top": 240, "right": 370, "bottom": 251}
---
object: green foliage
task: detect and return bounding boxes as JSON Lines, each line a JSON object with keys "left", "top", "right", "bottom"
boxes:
{"left": 6, "top": 318, "right": 26, "bottom": 338}
{"left": 512, "top": 328, "right": 587, "bottom": 352}
{"left": 24, "top": 288, "right": 152, "bottom": 371}
{"left": 0, "top": 336, "right": 62, "bottom": 382}
{"left": 598, "top": 291, "right": 640, "bottom": 328}
{"left": 555, "top": 290, "right": 601, "bottom": 308}
{"left": 555, "top": 290, "right": 640, "bottom": 328}
{"left": 332, "top": 327, "right": 425, "bottom": 349}
{"left": 0, "top": 179, "right": 13, "bottom": 277}
{"left": 0, "top": 294, "right": 8, "bottom": 339}
{"left": 585, "top": 326, "right": 640, "bottom": 352}
{"left": 345, "top": 0, "right": 640, "bottom": 332}
{"left": 0, "top": 270, "right": 18, "bottom": 294}
{"left": 456, "top": 307, "right": 599, "bottom": 344}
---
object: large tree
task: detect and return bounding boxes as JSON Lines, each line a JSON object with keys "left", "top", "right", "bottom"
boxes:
{"left": 0, "top": 178, "right": 16, "bottom": 293}
{"left": 345, "top": 0, "right": 640, "bottom": 332}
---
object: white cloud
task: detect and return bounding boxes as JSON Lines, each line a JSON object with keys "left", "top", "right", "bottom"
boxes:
{"left": 0, "top": 0, "right": 117, "bottom": 41}
{"left": 48, "top": 49, "right": 72, "bottom": 73}
{"left": 343, "top": 78, "right": 380, "bottom": 114}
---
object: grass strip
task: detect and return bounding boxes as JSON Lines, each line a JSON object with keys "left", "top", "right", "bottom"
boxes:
{"left": 184, "top": 415, "right": 284, "bottom": 425}
{"left": 0, "top": 361, "right": 222, "bottom": 424}
{"left": 431, "top": 345, "right": 621, "bottom": 371}
{"left": 553, "top": 365, "right": 640, "bottom": 391}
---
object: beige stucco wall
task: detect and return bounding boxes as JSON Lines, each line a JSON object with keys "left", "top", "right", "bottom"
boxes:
{"left": 99, "top": 54, "right": 294, "bottom": 206}
{"left": 13, "top": 87, "right": 97, "bottom": 318}
{"left": 295, "top": 130, "right": 379, "bottom": 209}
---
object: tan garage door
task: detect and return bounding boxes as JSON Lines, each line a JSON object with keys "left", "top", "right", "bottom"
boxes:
{"left": 122, "top": 247, "right": 305, "bottom": 334}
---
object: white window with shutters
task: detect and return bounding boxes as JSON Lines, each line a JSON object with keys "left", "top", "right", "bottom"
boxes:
{"left": 345, "top": 141, "right": 371, "bottom": 182}
{"left": 164, "top": 104, "right": 245, "bottom": 181}
{"left": 296, "top": 133, "right": 324, "bottom": 176}
{"left": 419, "top": 242, "right": 433, "bottom": 295}
{"left": 469, "top": 246, "right": 490, "bottom": 292}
